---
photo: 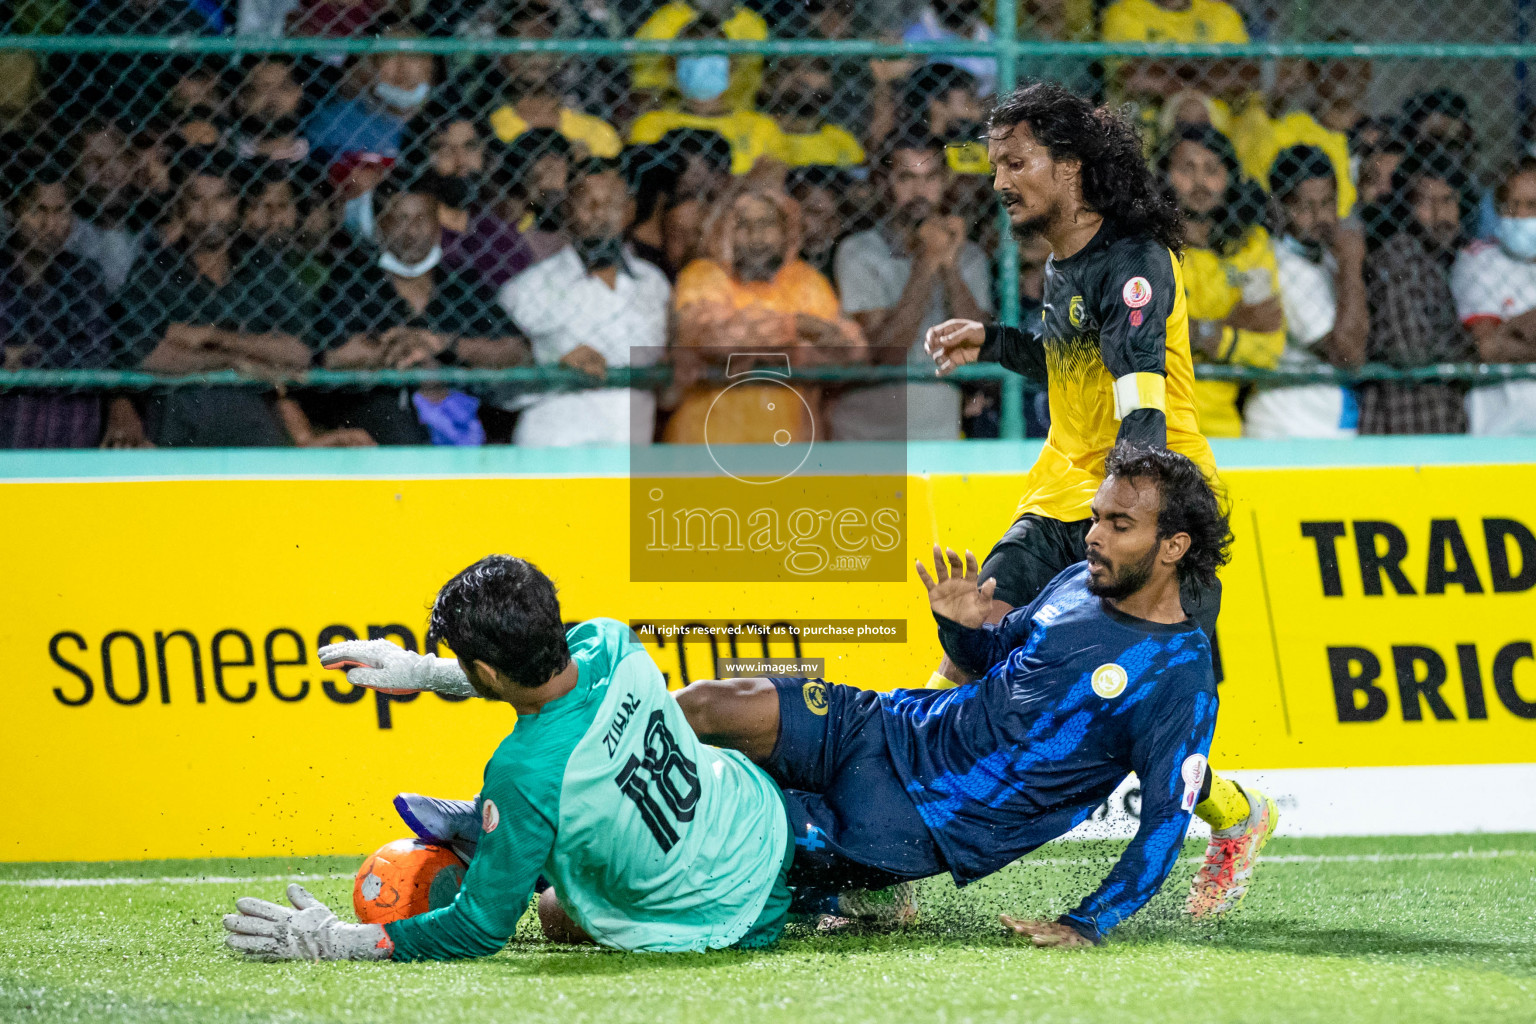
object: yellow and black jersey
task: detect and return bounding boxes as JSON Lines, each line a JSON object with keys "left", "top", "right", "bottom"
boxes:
{"left": 984, "top": 221, "right": 1218, "bottom": 522}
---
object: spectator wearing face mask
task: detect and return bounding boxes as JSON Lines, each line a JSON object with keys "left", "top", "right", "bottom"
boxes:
{"left": 628, "top": 16, "right": 784, "bottom": 177}
{"left": 1358, "top": 146, "right": 1476, "bottom": 434}
{"left": 400, "top": 99, "right": 486, "bottom": 235}
{"left": 304, "top": 16, "right": 438, "bottom": 161}
{"left": 1451, "top": 157, "right": 1536, "bottom": 435}
{"left": 665, "top": 183, "right": 865, "bottom": 445}
{"left": 1243, "top": 145, "right": 1367, "bottom": 439}
{"left": 498, "top": 159, "right": 669, "bottom": 446}
{"left": 316, "top": 176, "right": 528, "bottom": 445}
{"left": 1158, "top": 124, "right": 1284, "bottom": 439}
{"left": 484, "top": 1, "right": 623, "bottom": 160}
{"left": 762, "top": 59, "right": 864, "bottom": 169}
{"left": 632, "top": 0, "right": 767, "bottom": 112}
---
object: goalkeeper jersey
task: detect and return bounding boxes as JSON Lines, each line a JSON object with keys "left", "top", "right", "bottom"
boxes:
{"left": 387, "top": 618, "right": 791, "bottom": 959}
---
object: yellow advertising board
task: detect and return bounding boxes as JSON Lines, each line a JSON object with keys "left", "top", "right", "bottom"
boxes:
{"left": 2, "top": 442, "right": 1532, "bottom": 861}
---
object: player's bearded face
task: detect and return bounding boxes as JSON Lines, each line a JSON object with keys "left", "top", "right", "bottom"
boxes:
{"left": 1084, "top": 477, "right": 1166, "bottom": 600}
{"left": 1084, "top": 535, "right": 1159, "bottom": 600}
{"left": 988, "top": 125, "right": 1065, "bottom": 236}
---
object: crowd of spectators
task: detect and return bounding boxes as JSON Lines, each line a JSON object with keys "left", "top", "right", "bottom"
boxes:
{"left": 1, "top": 0, "right": 1534, "bottom": 448}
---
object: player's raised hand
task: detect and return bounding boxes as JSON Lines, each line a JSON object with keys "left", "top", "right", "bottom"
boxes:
{"left": 924, "top": 318, "right": 985, "bottom": 375}
{"left": 999, "top": 915, "right": 1094, "bottom": 948}
{"left": 222, "top": 883, "right": 393, "bottom": 961}
{"left": 914, "top": 544, "right": 997, "bottom": 629}
{"left": 317, "top": 639, "right": 476, "bottom": 698}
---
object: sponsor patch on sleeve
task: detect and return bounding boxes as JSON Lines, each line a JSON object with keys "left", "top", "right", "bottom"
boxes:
{"left": 1122, "top": 276, "right": 1152, "bottom": 309}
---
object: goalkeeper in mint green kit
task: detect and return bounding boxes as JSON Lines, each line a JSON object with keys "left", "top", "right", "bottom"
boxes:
{"left": 221, "top": 555, "right": 792, "bottom": 961}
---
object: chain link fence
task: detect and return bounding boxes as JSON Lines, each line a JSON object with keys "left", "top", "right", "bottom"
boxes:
{"left": 2, "top": 1, "right": 1535, "bottom": 447}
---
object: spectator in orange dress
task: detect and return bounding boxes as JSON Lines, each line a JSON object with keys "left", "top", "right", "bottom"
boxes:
{"left": 664, "top": 184, "right": 865, "bottom": 444}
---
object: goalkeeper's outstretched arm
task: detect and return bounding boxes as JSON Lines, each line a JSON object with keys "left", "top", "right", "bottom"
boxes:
{"left": 319, "top": 639, "right": 476, "bottom": 697}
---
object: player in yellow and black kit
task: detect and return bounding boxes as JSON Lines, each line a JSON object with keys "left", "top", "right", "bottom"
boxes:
{"left": 924, "top": 82, "right": 1277, "bottom": 921}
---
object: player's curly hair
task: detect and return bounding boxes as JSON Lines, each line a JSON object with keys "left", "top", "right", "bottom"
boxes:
{"left": 427, "top": 555, "right": 571, "bottom": 687}
{"left": 1103, "top": 444, "right": 1232, "bottom": 588}
{"left": 987, "top": 82, "right": 1185, "bottom": 255}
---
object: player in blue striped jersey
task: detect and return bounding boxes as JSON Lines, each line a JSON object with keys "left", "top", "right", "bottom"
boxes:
{"left": 679, "top": 444, "right": 1230, "bottom": 945}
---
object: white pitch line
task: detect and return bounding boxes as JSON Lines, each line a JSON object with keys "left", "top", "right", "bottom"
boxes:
{"left": 3, "top": 850, "right": 1532, "bottom": 888}
{"left": 0, "top": 872, "right": 355, "bottom": 888}
{"left": 1026, "top": 849, "right": 1536, "bottom": 867}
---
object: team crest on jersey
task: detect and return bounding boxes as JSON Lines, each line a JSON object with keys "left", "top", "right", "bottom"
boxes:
{"left": 1091, "top": 663, "right": 1128, "bottom": 698}
{"left": 1180, "top": 753, "right": 1208, "bottom": 811}
{"left": 1122, "top": 276, "right": 1152, "bottom": 309}
{"left": 803, "top": 679, "right": 829, "bottom": 716}
{"left": 1068, "top": 295, "right": 1085, "bottom": 327}
{"left": 481, "top": 799, "right": 500, "bottom": 834}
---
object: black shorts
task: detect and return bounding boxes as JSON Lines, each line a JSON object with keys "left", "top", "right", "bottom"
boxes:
{"left": 763, "top": 677, "right": 946, "bottom": 891}
{"left": 979, "top": 514, "right": 1224, "bottom": 681}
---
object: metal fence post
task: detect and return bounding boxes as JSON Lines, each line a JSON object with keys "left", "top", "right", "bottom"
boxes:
{"left": 994, "top": 0, "right": 1025, "bottom": 440}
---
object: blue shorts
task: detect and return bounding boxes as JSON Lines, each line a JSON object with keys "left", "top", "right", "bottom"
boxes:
{"left": 764, "top": 677, "right": 947, "bottom": 891}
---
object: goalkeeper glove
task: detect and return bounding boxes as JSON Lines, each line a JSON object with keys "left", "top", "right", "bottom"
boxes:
{"left": 223, "top": 883, "right": 394, "bottom": 961}
{"left": 318, "top": 639, "right": 475, "bottom": 697}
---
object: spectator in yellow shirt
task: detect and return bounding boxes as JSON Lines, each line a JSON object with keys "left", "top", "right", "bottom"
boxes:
{"left": 761, "top": 59, "right": 864, "bottom": 169}
{"left": 1101, "top": 0, "right": 1248, "bottom": 43}
{"left": 1158, "top": 125, "right": 1285, "bottom": 437}
{"left": 1219, "top": 99, "right": 1355, "bottom": 218}
{"left": 628, "top": 15, "right": 784, "bottom": 177}
{"left": 1102, "top": 0, "right": 1253, "bottom": 110}
{"left": 1155, "top": 87, "right": 1356, "bottom": 219}
{"left": 632, "top": 0, "right": 768, "bottom": 111}
{"left": 484, "top": 3, "right": 622, "bottom": 159}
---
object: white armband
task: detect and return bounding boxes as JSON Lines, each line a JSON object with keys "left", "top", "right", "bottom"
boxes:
{"left": 1111, "top": 372, "right": 1167, "bottom": 421}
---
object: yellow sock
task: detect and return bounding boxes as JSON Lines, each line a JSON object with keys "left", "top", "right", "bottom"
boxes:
{"left": 1193, "top": 773, "right": 1250, "bottom": 831}
{"left": 925, "top": 671, "right": 957, "bottom": 690}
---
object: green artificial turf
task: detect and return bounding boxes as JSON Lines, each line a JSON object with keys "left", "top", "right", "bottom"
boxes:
{"left": 2, "top": 834, "right": 1533, "bottom": 1024}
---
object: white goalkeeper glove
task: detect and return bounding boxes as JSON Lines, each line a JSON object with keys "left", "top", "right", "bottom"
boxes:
{"left": 317, "top": 639, "right": 476, "bottom": 697}
{"left": 223, "top": 883, "right": 393, "bottom": 962}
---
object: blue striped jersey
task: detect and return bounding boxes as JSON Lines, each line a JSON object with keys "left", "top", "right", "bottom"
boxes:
{"left": 879, "top": 562, "right": 1218, "bottom": 942}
